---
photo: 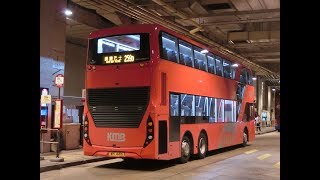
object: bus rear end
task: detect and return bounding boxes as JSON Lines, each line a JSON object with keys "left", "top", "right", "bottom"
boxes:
{"left": 83, "top": 25, "right": 157, "bottom": 159}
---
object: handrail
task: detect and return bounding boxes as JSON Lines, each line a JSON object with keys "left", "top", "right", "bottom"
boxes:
{"left": 40, "top": 128, "right": 61, "bottom": 158}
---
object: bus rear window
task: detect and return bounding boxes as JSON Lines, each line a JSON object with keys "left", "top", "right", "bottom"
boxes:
{"left": 88, "top": 33, "right": 150, "bottom": 65}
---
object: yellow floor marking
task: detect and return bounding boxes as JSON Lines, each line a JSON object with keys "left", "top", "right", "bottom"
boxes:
{"left": 257, "top": 153, "right": 271, "bottom": 160}
{"left": 245, "top": 149, "right": 258, "bottom": 154}
{"left": 274, "top": 162, "right": 280, "bottom": 168}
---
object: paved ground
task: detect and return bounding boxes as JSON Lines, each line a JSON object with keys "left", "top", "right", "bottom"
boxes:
{"left": 40, "top": 131, "right": 280, "bottom": 179}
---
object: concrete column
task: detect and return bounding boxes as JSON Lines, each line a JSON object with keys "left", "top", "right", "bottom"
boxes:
{"left": 40, "top": 0, "right": 67, "bottom": 98}
{"left": 40, "top": 0, "right": 67, "bottom": 153}
{"left": 267, "top": 86, "right": 272, "bottom": 112}
{"left": 271, "top": 89, "right": 276, "bottom": 121}
{"left": 257, "top": 77, "right": 265, "bottom": 116}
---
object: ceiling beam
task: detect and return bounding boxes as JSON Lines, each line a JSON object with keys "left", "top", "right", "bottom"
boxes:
{"left": 227, "top": 42, "right": 280, "bottom": 48}
{"left": 190, "top": 8, "right": 280, "bottom": 18}
{"left": 202, "top": 18, "right": 280, "bottom": 26}
{"left": 68, "top": 0, "right": 116, "bottom": 29}
{"left": 228, "top": 31, "right": 280, "bottom": 43}
{"left": 244, "top": 52, "right": 280, "bottom": 56}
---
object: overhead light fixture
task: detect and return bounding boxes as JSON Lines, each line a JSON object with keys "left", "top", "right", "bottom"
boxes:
{"left": 272, "top": 88, "right": 276, "bottom": 91}
{"left": 252, "top": 77, "right": 257, "bottom": 80}
{"left": 200, "top": 49, "right": 208, "bottom": 54}
{"left": 64, "top": 9, "right": 73, "bottom": 16}
{"left": 231, "top": 63, "right": 238, "bottom": 67}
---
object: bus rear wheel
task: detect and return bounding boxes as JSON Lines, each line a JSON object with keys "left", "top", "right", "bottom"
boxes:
{"left": 197, "top": 133, "right": 207, "bottom": 159}
{"left": 179, "top": 136, "right": 191, "bottom": 163}
{"left": 242, "top": 130, "right": 248, "bottom": 147}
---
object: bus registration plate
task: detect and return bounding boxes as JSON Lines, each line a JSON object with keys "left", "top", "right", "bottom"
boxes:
{"left": 109, "top": 152, "right": 125, "bottom": 157}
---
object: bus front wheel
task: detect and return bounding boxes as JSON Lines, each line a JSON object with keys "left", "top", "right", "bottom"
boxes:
{"left": 179, "top": 136, "right": 191, "bottom": 163}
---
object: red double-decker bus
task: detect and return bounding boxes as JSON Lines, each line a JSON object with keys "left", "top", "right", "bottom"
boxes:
{"left": 83, "top": 24, "right": 255, "bottom": 163}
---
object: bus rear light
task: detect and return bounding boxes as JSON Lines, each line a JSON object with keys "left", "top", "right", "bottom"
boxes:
{"left": 143, "top": 116, "right": 154, "bottom": 148}
{"left": 83, "top": 115, "right": 91, "bottom": 145}
{"left": 92, "top": 66, "right": 96, "bottom": 70}
{"left": 88, "top": 66, "right": 92, "bottom": 70}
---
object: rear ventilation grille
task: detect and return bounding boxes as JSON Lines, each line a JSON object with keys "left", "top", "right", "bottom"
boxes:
{"left": 87, "top": 87, "right": 150, "bottom": 128}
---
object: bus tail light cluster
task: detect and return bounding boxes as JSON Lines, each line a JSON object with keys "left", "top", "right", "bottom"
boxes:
{"left": 83, "top": 115, "right": 91, "bottom": 145}
{"left": 143, "top": 116, "right": 154, "bottom": 147}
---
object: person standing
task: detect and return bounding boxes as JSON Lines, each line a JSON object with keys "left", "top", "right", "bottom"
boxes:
{"left": 255, "top": 115, "right": 262, "bottom": 131}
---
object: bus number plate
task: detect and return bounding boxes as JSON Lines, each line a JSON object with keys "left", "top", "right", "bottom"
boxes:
{"left": 109, "top": 152, "right": 125, "bottom": 157}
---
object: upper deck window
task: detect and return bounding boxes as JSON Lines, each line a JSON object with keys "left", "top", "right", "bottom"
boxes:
{"left": 223, "top": 59, "right": 232, "bottom": 79}
{"left": 215, "top": 56, "right": 223, "bottom": 76}
{"left": 160, "top": 32, "right": 179, "bottom": 63}
{"left": 193, "top": 46, "right": 207, "bottom": 72}
{"left": 240, "top": 68, "right": 248, "bottom": 84}
{"left": 207, "top": 53, "right": 216, "bottom": 75}
{"left": 88, "top": 33, "right": 150, "bottom": 65}
{"left": 178, "top": 40, "right": 194, "bottom": 68}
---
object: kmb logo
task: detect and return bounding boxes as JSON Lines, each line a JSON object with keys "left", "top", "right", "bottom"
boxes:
{"left": 107, "top": 133, "right": 125, "bottom": 142}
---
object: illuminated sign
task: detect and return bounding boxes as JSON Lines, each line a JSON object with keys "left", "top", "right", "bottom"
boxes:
{"left": 104, "top": 54, "right": 135, "bottom": 64}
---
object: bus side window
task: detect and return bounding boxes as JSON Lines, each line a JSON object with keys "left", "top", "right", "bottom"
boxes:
{"left": 207, "top": 54, "right": 216, "bottom": 74}
{"left": 194, "top": 46, "right": 207, "bottom": 72}
{"left": 170, "top": 94, "right": 179, "bottom": 116}
{"left": 161, "top": 32, "right": 179, "bottom": 63}
{"left": 178, "top": 40, "right": 193, "bottom": 68}
{"left": 215, "top": 56, "right": 223, "bottom": 76}
{"left": 161, "top": 48, "right": 168, "bottom": 60}
{"left": 168, "top": 50, "right": 177, "bottom": 62}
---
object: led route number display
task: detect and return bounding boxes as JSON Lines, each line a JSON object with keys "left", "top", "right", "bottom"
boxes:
{"left": 104, "top": 54, "right": 135, "bottom": 64}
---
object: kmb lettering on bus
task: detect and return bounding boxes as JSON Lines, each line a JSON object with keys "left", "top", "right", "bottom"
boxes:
{"left": 107, "top": 133, "right": 126, "bottom": 142}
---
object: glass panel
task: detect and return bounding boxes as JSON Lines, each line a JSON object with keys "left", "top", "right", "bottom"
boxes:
{"left": 193, "top": 46, "right": 207, "bottom": 71}
{"left": 215, "top": 56, "right": 223, "bottom": 76}
{"left": 233, "top": 101, "right": 237, "bottom": 122}
{"left": 161, "top": 32, "right": 179, "bottom": 63}
{"left": 170, "top": 94, "right": 179, "bottom": 116}
{"left": 247, "top": 70, "right": 253, "bottom": 85}
{"left": 207, "top": 53, "right": 216, "bottom": 74}
{"left": 223, "top": 59, "right": 232, "bottom": 78}
{"left": 178, "top": 40, "right": 194, "bottom": 68}
{"left": 224, "top": 100, "right": 233, "bottom": 122}
{"left": 209, "top": 97, "right": 216, "bottom": 123}
{"left": 88, "top": 33, "right": 149, "bottom": 65}
{"left": 217, "top": 99, "right": 224, "bottom": 122}
{"left": 97, "top": 35, "right": 140, "bottom": 53}
{"left": 181, "top": 94, "right": 195, "bottom": 116}
{"left": 195, "top": 96, "right": 208, "bottom": 116}
{"left": 240, "top": 68, "right": 248, "bottom": 84}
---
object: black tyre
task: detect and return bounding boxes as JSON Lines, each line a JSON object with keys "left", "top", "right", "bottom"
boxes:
{"left": 179, "top": 136, "right": 191, "bottom": 163}
{"left": 242, "top": 131, "right": 248, "bottom": 147}
{"left": 197, "top": 133, "right": 207, "bottom": 159}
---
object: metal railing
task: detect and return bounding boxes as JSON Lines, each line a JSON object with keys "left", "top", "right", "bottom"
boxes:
{"left": 40, "top": 128, "right": 61, "bottom": 159}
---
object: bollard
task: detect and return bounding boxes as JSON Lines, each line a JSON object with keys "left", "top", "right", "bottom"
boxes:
{"left": 56, "top": 130, "right": 60, "bottom": 158}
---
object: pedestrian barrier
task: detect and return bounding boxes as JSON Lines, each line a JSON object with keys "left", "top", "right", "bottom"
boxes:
{"left": 40, "top": 128, "right": 64, "bottom": 162}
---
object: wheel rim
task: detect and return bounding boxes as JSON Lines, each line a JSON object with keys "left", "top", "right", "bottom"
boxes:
{"left": 243, "top": 133, "right": 248, "bottom": 144}
{"left": 199, "top": 138, "right": 206, "bottom": 154}
{"left": 182, "top": 140, "right": 190, "bottom": 157}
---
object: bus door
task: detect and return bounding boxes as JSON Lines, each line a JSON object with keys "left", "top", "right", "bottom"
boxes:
{"left": 169, "top": 93, "right": 181, "bottom": 143}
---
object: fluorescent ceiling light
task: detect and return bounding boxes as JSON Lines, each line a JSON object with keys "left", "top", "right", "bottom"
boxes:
{"left": 200, "top": 49, "right": 208, "bottom": 54}
{"left": 65, "top": 9, "right": 73, "bottom": 16}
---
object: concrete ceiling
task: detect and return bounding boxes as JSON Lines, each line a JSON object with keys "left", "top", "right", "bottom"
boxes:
{"left": 66, "top": 0, "right": 280, "bottom": 87}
